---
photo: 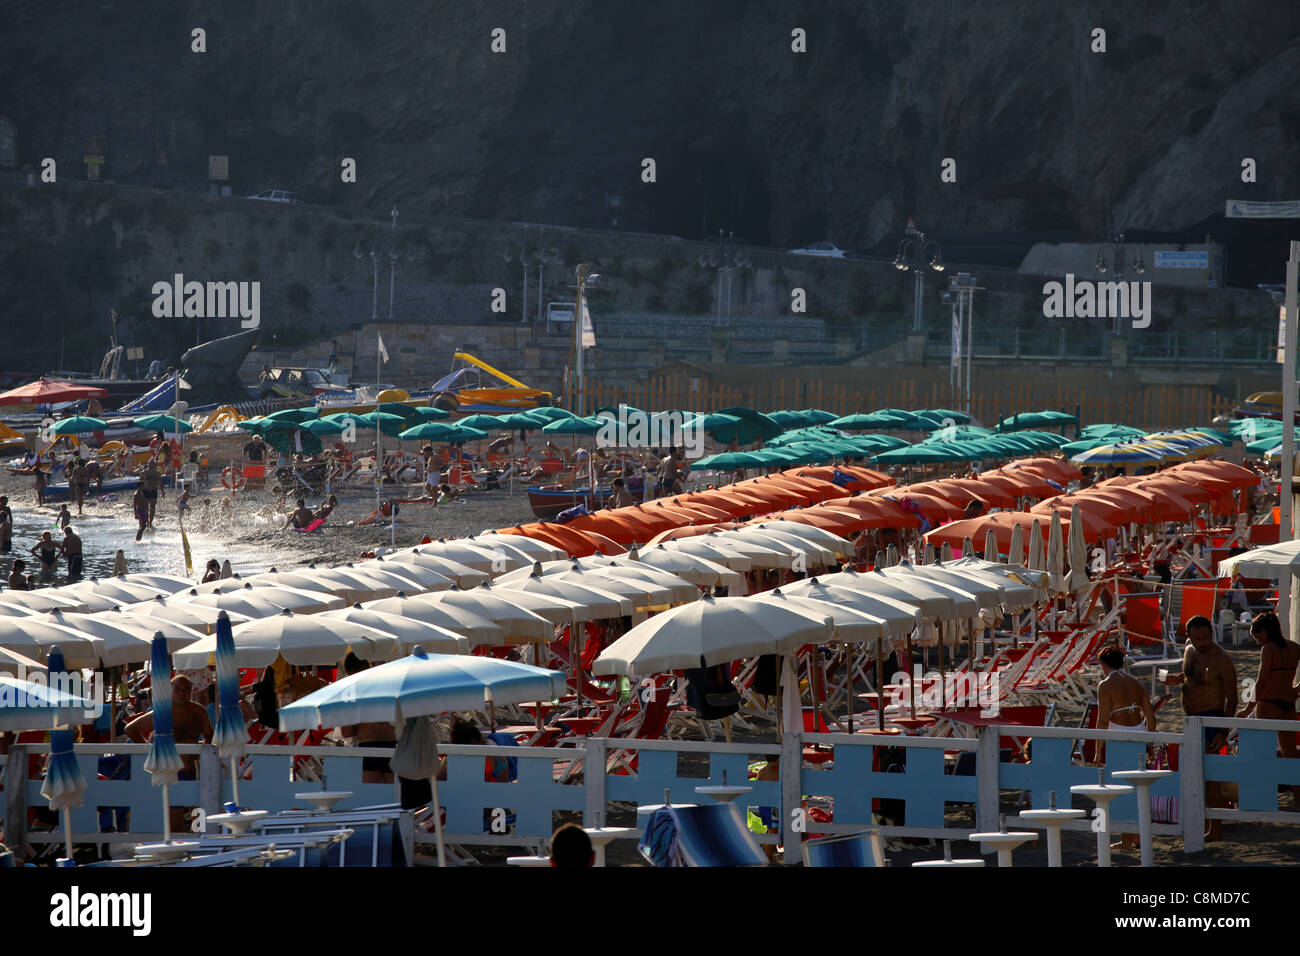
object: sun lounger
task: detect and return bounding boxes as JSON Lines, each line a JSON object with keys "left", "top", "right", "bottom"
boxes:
{"left": 196, "top": 827, "right": 355, "bottom": 867}
{"left": 259, "top": 805, "right": 413, "bottom": 867}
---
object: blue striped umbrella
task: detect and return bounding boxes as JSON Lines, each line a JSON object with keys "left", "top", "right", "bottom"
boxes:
{"left": 211, "top": 612, "right": 247, "bottom": 807}
{"left": 38, "top": 647, "right": 88, "bottom": 863}
{"left": 143, "top": 633, "right": 185, "bottom": 841}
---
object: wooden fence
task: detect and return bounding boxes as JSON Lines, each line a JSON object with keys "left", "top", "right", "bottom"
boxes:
{"left": 570, "top": 378, "right": 1236, "bottom": 432}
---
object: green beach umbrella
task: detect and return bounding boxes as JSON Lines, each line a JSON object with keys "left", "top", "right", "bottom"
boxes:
{"left": 133, "top": 414, "right": 193, "bottom": 433}
{"left": 456, "top": 413, "right": 510, "bottom": 430}
{"left": 693, "top": 452, "right": 765, "bottom": 470}
{"left": 542, "top": 416, "right": 605, "bottom": 435}
{"left": 53, "top": 416, "right": 109, "bottom": 435}
{"left": 398, "top": 422, "right": 489, "bottom": 442}
{"left": 413, "top": 405, "right": 452, "bottom": 421}
{"left": 302, "top": 418, "right": 347, "bottom": 436}
{"left": 359, "top": 412, "right": 411, "bottom": 438}
{"left": 263, "top": 407, "right": 318, "bottom": 424}
{"left": 375, "top": 402, "right": 423, "bottom": 423}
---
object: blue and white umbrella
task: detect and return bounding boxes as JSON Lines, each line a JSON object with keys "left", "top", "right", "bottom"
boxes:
{"left": 211, "top": 612, "right": 248, "bottom": 807}
{"left": 279, "top": 647, "right": 566, "bottom": 869}
{"left": 37, "top": 647, "right": 89, "bottom": 864}
{"left": 143, "top": 633, "right": 185, "bottom": 841}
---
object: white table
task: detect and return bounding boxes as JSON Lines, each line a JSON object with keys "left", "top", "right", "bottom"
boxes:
{"left": 1127, "top": 657, "right": 1183, "bottom": 696}
{"left": 134, "top": 840, "right": 200, "bottom": 862}
{"left": 207, "top": 810, "right": 269, "bottom": 835}
{"left": 912, "top": 858, "right": 985, "bottom": 867}
{"left": 583, "top": 827, "right": 638, "bottom": 867}
{"left": 1071, "top": 783, "right": 1134, "bottom": 868}
{"left": 967, "top": 831, "right": 1038, "bottom": 867}
{"left": 694, "top": 785, "right": 754, "bottom": 804}
{"left": 1112, "top": 770, "right": 1173, "bottom": 868}
{"left": 294, "top": 791, "right": 354, "bottom": 813}
{"left": 1019, "top": 809, "right": 1086, "bottom": 867}
{"left": 506, "top": 855, "right": 552, "bottom": 867}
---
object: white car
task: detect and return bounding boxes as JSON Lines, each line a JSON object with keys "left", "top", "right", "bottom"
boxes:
{"left": 247, "top": 189, "right": 300, "bottom": 203}
{"left": 789, "top": 242, "right": 847, "bottom": 258}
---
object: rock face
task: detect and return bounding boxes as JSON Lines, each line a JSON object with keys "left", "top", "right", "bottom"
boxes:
{"left": 4, "top": 1, "right": 1297, "bottom": 249}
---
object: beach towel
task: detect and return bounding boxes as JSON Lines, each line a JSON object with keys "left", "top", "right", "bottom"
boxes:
{"left": 294, "top": 518, "right": 327, "bottom": 533}
{"left": 555, "top": 502, "right": 590, "bottom": 524}
{"left": 638, "top": 807, "right": 684, "bottom": 867}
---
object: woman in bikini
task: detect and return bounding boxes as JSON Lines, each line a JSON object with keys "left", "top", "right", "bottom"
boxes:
{"left": 1244, "top": 611, "right": 1300, "bottom": 759}
{"left": 1095, "top": 643, "right": 1157, "bottom": 850}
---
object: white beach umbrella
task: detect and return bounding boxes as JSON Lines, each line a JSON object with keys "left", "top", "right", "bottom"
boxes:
{"left": 1066, "top": 502, "right": 1091, "bottom": 592}
{"left": 116, "top": 573, "right": 196, "bottom": 594}
{"left": 878, "top": 564, "right": 1000, "bottom": 611}
{"left": 183, "top": 583, "right": 346, "bottom": 616}
{"left": 592, "top": 593, "right": 833, "bottom": 678}
{"left": 0, "top": 603, "right": 38, "bottom": 619}
{"left": 393, "top": 540, "right": 500, "bottom": 574}
{"left": 0, "top": 590, "right": 92, "bottom": 613}
{"left": 1006, "top": 522, "right": 1026, "bottom": 567}
{"left": 1218, "top": 539, "right": 1300, "bottom": 577}
{"left": 414, "top": 588, "right": 553, "bottom": 643}
{"left": 360, "top": 555, "right": 479, "bottom": 590}
{"left": 174, "top": 608, "right": 399, "bottom": 669}
{"left": 468, "top": 533, "right": 567, "bottom": 563}
{"left": 0, "top": 645, "right": 44, "bottom": 676}
{"left": 45, "top": 608, "right": 203, "bottom": 666}
{"left": 65, "top": 575, "right": 172, "bottom": 605}
{"left": 782, "top": 578, "right": 922, "bottom": 637}
{"left": 317, "top": 605, "right": 469, "bottom": 654}
{"left": 121, "top": 595, "right": 253, "bottom": 634}
{"left": 189, "top": 574, "right": 250, "bottom": 594}
{"left": 731, "top": 527, "right": 836, "bottom": 567}
{"left": 252, "top": 565, "right": 398, "bottom": 603}
{"left": 449, "top": 580, "right": 584, "bottom": 626}
{"left": 1027, "top": 519, "right": 1045, "bottom": 573}
{"left": 1047, "top": 509, "right": 1066, "bottom": 594}
{"left": 0, "top": 618, "right": 100, "bottom": 668}
{"left": 658, "top": 537, "right": 755, "bottom": 572}
{"left": 630, "top": 544, "right": 746, "bottom": 591}
{"left": 698, "top": 531, "right": 794, "bottom": 569}
{"left": 754, "top": 588, "right": 889, "bottom": 643}
{"left": 493, "top": 572, "right": 634, "bottom": 622}
{"left": 363, "top": 593, "right": 508, "bottom": 644}
{"left": 751, "top": 520, "right": 855, "bottom": 559}
{"left": 586, "top": 560, "right": 701, "bottom": 604}
{"left": 816, "top": 566, "right": 978, "bottom": 619}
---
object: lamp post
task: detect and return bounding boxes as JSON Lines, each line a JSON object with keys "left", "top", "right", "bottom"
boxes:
{"left": 570, "top": 265, "right": 599, "bottom": 415}
{"left": 894, "top": 225, "right": 945, "bottom": 332}
{"left": 1095, "top": 232, "right": 1146, "bottom": 335}
{"left": 697, "top": 230, "right": 751, "bottom": 321}
{"left": 353, "top": 221, "right": 381, "bottom": 325}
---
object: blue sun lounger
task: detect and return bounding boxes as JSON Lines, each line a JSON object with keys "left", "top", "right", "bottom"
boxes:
{"left": 801, "top": 830, "right": 887, "bottom": 867}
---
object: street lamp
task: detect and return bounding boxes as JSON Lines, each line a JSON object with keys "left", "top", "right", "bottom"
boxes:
{"left": 570, "top": 265, "right": 599, "bottom": 414}
{"left": 894, "top": 226, "right": 944, "bottom": 332}
{"left": 1095, "top": 231, "right": 1145, "bottom": 334}
{"left": 697, "top": 230, "right": 751, "bottom": 321}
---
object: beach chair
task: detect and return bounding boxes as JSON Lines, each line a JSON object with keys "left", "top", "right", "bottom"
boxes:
{"left": 801, "top": 830, "right": 886, "bottom": 867}
{"left": 259, "top": 805, "right": 414, "bottom": 867}
{"left": 196, "top": 827, "right": 355, "bottom": 867}
{"left": 638, "top": 803, "right": 766, "bottom": 867}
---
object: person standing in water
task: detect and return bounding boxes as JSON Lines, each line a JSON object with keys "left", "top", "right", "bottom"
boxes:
{"left": 30, "top": 531, "right": 61, "bottom": 582}
{"left": 62, "top": 526, "right": 83, "bottom": 580}
{"left": 140, "top": 458, "right": 162, "bottom": 528}
{"left": 132, "top": 487, "right": 149, "bottom": 542}
{"left": 0, "top": 496, "right": 12, "bottom": 553}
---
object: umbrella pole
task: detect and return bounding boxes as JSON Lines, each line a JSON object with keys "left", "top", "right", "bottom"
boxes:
{"left": 63, "top": 807, "right": 74, "bottom": 862}
{"left": 429, "top": 773, "right": 448, "bottom": 868}
{"left": 905, "top": 633, "right": 915, "bottom": 719}
{"left": 845, "top": 640, "right": 853, "bottom": 734}
{"left": 162, "top": 783, "right": 171, "bottom": 843}
{"left": 937, "top": 625, "right": 946, "bottom": 712}
{"left": 231, "top": 757, "right": 241, "bottom": 807}
{"left": 875, "top": 636, "right": 885, "bottom": 730}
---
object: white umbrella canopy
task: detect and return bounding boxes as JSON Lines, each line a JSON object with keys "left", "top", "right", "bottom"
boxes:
{"left": 392, "top": 540, "right": 500, "bottom": 574}
{"left": 1219, "top": 539, "right": 1300, "bottom": 578}
{"left": 439, "top": 580, "right": 582, "bottom": 627}
{"left": 492, "top": 573, "right": 634, "bottom": 622}
{"left": 498, "top": 559, "right": 677, "bottom": 608}
{"left": 45, "top": 609, "right": 203, "bottom": 666}
{"left": 752, "top": 520, "right": 855, "bottom": 559}
{"left": 949, "top": 557, "right": 1051, "bottom": 599}
{"left": 253, "top": 565, "right": 402, "bottom": 603}
{"left": 466, "top": 533, "right": 567, "bottom": 563}
{"left": 0, "top": 590, "right": 92, "bottom": 613}
{"left": 361, "top": 555, "right": 481, "bottom": 590}
{"left": 1027, "top": 519, "right": 1045, "bottom": 573}
{"left": 412, "top": 588, "right": 553, "bottom": 643}
{"left": 593, "top": 593, "right": 833, "bottom": 678}
{"left": 120, "top": 595, "right": 253, "bottom": 634}
{"left": 0, "top": 618, "right": 100, "bottom": 668}
{"left": 174, "top": 609, "right": 400, "bottom": 669}
{"left": 182, "top": 583, "right": 346, "bottom": 616}
{"left": 64, "top": 576, "right": 172, "bottom": 605}
{"left": 815, "top": 566, "right": 979, "bottom": 619}
{"left": 629, "top": 544, "right": 746, "bottom": 591}
{"left": 1008, "top": 522, "right": 1026, "bottom": 567}
{"left": 782, "top": 578, "right": 922, "bottom": 636}
{"left": 921, "top": 565, "right": 1033, "bottom": 610}
{"left": 657, "top": 537, "right": 755, "bottom": 572}
{"left": 878, "top": 564, "right": 1000, "bottom": 610}
{"left": 1047, "top": 509, "right": 1066, "bottom": 593}
{"left": 754, "top": 588, "right": 889, "bottom": 643}
{"left": 697, "top": 531, "right": 794, "bottom": 569}
{"left": 316, "top": 606, "right": 469, "bottom": 654}
{"left": 984, "top": 529, "right": 1000, "bottom": 561}
{"left": 1066, "top": 502, "right": 1091, "bottom": 592}
{"left": 115, "top": 573, "right": 196, "bottom": 594}
{"left": 585, "top": 560, "right": 701, "bottom": 604}
{"left": 0, "top": 603, "right": 38, "bottom": 619}
{"left": 355, "top": 556, "right": 460, "bottom": 591}
{"left": 363, "top": 593, "right": 508, "bottom": 645}
{"left": 730, "top": 527, "right": 837, "bottom": 567}
{"left": 189, "top": 574, "right": 251, "bottom": 594}
{"left": 0, "top": 645, "right": 45, "bottom": 676}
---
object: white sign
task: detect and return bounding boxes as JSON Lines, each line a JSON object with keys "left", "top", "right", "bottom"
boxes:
{"left": 208, "top": 155, "right": 229, "bottom": 181}
{"left": 1153, "top": 250, "right": 1209, "bottom": 269}
{"left": 1225, "top": 199, "right": 1300, "bottom": 219}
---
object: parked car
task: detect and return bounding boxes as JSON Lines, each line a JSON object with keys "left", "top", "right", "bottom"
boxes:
{"left": 789, "top": 242, "right": 848, "bottom": 258}
{"left": 247, "top": 189, "right": 300, "bottom": 203}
